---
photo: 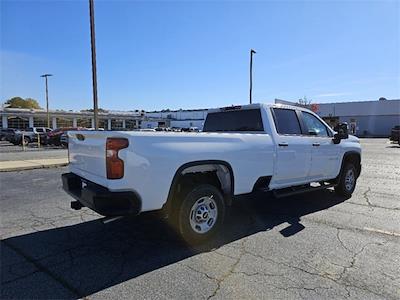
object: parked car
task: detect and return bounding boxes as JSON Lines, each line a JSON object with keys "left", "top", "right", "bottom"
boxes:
{"left": 154, "top": 127, "right": 172, "bottom": 132}
{"left": 181, "top": 127, "right": 200, "bottom": 132}
{"left": 58, "top": 128, "right": 89, "bottom": 148}
{"left": 389, "top": 125, "right": 400, "bottom": 144}
{"left": 45, "top": 127, "right": 83, "bottom": 146}
{"left": 60, "top": 132, "right": 68, "bottom": 148}
{"left": 1, "top": 128, "right": 21, "bottom": 143}
{"left": 62, "top": 103, "right": 362, "bottom": 244}
{"left": 0, "top": 129, "right": 6, "bottom": 141}
{"left": 12, "top": 127, "right": 52, "bottom": 145}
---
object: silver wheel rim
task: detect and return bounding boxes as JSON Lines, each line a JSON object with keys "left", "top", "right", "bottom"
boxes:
{"left": 189, "top": 195, "right": 218, "bottom": 234}
{"left": 344, "top": 168, "right": 355, "bottom": 191}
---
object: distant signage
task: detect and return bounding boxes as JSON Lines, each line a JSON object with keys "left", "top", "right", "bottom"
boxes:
{"left": 310, "top": 103, "right": 320, "bottom": 113}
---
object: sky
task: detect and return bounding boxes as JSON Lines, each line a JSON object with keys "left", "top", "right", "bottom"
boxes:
{"left": 1, "top": 0, "right": 399, "bottom": 111}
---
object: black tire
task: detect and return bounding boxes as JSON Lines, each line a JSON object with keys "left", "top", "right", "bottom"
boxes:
{"left": 335, "top": 163, "right": 357, "bottom": 197}
{"left": 177, "top": 184, "right": 225, "bottom": 245}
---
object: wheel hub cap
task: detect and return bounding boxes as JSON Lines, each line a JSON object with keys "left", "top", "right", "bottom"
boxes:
{"left": 189, "top": 195, "right": 218, "bottom": 234}
{"left": 345, "top": 169, "right": 355, "bottom": 191}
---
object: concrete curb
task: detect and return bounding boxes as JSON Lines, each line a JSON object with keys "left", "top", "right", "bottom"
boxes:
{"left": 0, "top": 158, "right": 69, "bottom": 172}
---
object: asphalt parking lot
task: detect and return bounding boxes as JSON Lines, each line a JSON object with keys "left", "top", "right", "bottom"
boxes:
{"left": 1, "top": 138, "right": 399, "bottom": 299}
{"left": 0, "top": 141, "right": 67, "bottom": 162}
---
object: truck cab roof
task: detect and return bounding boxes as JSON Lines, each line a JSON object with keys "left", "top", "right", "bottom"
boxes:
{"left": 207, "top": 103, "right": 315, "bottom": 114}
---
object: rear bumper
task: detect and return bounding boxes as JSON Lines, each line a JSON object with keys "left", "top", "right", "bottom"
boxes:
{"left": 62, "top": 172, "right": 141, "bottom": 217}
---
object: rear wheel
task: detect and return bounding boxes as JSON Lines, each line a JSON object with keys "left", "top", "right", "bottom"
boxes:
{"left": 335, "top": 163, "right": 357, "bottom": 197}
{"left": 177, "top": 184, "right": 225, "bottom": 245}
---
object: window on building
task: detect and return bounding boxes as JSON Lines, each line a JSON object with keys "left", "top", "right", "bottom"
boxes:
{"left": 56, "top": 117, "right": 73, "bottom": 128}
{"left": 272, "top": 108, "right": 302, "bottom": 135}
{"left": 111, "top": 119, "right": 123, "bottom": 130}
{"left": 125, "top": 119, "right": 137, "bottom": 130}
{"left": 98, "top": 119, "right": 108, "bottom": 129}
{"left": 7, "top": 117, "right": 29, "bottom": 129}
{"left": 77, "top": 118, "right": 91, "bottom": 128}
{"left": 33, "top": 117, "right": 47, "bottom": 127}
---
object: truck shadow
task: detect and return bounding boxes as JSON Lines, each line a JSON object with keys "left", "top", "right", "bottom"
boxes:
{"left": 2, "top": 189, "right": 347, "bottom": 299}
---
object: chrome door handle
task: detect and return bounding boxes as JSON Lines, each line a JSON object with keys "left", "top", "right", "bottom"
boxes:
{"left": 312, "top": 143, "right": 320, "bottom": 147}
{"left": 278, "top": 143, "right": 288, "bottom": 147}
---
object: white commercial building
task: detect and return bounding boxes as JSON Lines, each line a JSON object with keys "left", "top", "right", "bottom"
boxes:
{"left": 0, "top": 108, "right": 143, "bottom": 130}
{"left": 275, "top": 98, "right": 400, "bottom": 137}
{"left": 142, "top": 109, "right": 208, "bottom": 130}
{"left": 3, "top": 98, "right": 398, "bottom": 136}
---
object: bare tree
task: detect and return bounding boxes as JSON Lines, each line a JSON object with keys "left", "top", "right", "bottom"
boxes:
{"left": 297, "top": 96, "right": 319, "bottom": 113}
{"left": 297, "top": 96, "right": 312, "bottom": 108}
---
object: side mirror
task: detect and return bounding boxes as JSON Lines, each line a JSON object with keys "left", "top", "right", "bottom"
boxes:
{"left": 333, "top": 123, "right": 349, "bottom": 144}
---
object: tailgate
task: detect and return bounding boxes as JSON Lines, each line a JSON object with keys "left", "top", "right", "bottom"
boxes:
{"left": 68, "top": 131, "right": 108, "bottom": 178}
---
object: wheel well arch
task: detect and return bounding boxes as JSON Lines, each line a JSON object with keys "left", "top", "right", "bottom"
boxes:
{"left": 163, "top": 160, "right": 235, "bottom": 214}
{"left": 341, "top": 151, "right": 361, "bottom": 177}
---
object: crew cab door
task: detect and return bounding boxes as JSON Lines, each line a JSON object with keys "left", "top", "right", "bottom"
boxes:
{"left": 299, "top": 111, "right": 339, "bottom": 179}
{"left": 270, "top": 108, "right": 312, "bottom": 186}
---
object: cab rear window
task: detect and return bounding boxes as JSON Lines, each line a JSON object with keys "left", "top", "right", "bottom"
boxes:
{"left": 203, "top": 109, "right": 264, "bottom": 132}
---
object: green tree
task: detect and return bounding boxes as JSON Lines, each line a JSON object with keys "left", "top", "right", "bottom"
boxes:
{"left": 4, "top": 97, "right": 42, "bottom": 109}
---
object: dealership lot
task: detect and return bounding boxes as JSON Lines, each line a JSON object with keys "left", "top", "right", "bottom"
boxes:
{"left": 0, "top": 141, "right": 67, "bottom": 162}
{"left": 1, "top": 139, "right": 399, "bottom": 299}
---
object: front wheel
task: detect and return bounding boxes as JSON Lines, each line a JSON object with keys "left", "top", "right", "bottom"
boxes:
{"left": 335, "top": 163, "right": 357, "bottom": 197}
{"left": 177, "top": 184, "right": 225, "bottom": 245}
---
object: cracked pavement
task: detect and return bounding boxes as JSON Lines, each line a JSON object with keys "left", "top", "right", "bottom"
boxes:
{"left": 1, "top": 138, "right": 399, "bottom": 299}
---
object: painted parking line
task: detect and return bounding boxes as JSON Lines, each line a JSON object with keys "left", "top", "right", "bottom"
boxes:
{"left": 364, "top": 227, "right": 400, "bottom": 237}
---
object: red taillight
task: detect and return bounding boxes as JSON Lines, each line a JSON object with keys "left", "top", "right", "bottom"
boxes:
{"left": 106, "top": 138, "right": 129, "bottom": 179}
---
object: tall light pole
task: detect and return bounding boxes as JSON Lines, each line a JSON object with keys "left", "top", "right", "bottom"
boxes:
{"left": 89, "top": 0, "right": 99, "bottom": 129}
{"left": 40, "top": 74, "right": 53, "bottom": 128}
{"left": 249, "top": 49, "right": 256, "bottom": 104}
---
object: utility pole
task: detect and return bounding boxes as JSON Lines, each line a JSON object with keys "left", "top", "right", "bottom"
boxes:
{"left": 40, "top": 74, "right": 53, "bottom": 128}
{"left": 249, "top": 49, "right": 256, "bottom": 104}
{"left": 89, "top": 0, "right": 99, "bottom": 129}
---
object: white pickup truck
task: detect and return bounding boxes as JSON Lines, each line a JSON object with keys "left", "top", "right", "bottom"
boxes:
{"left": 62, "top": 103, "right": 361, "bottom": 243}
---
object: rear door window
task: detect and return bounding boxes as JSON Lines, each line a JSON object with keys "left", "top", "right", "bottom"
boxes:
{"left": 203, "top": 109, "right": 264, "bottom": 132}
{"left": 272, "top": 108, "right": 302, "bottom": 135}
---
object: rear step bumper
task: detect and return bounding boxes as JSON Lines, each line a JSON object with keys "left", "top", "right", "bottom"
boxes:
{"left": 62, "top": 172, "right": 141, "bottom": 217}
